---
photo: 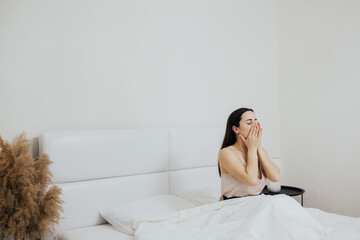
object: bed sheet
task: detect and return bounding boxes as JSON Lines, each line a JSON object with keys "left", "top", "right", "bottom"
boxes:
{"left": 56, "top": 224, "right": 133, "bottom": 240}
{"left": 55, "top": 195, "right": 360, "bottom": 240}
{"left": 133, "top": 194, "right": 360, "bottom": 240}
{"left": 305, "top": 207, "right": 360, "bottom": 240}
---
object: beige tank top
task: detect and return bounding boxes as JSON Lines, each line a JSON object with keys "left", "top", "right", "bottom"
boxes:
{"left": 221, "top": 158, "right": 267, "bottom": 198}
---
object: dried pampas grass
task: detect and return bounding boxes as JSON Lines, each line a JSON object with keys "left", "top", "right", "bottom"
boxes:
{"left": 0, "top": 133, "right": 63, "bottom": 240}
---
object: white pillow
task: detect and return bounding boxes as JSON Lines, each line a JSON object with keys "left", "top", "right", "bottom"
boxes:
{"left": 176, "top": 188, "right": 220, "bottom": 206}
{"left": 99, "top": 194, "right": 196, "bottom": 235}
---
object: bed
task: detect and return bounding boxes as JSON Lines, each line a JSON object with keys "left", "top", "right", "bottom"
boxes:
{"left": 39, "top": 127, "right": 360, "bottom": 240}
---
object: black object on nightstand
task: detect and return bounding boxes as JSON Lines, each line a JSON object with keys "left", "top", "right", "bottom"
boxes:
{"left": 262, "top": 185, "right": 305, "bottom": 206}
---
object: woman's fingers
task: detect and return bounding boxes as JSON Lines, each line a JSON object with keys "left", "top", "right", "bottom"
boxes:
{"left": 258, "top": 128, "right": 262, "bottom": 147}
{"left": 249, "top": 123, "right": 261, "bottom": 140}
{"left": 253, "top": 124, "right": 259, "bottom": 137}
{"left": 251, "top": 124, "right": 256, "bottom": 136}
{"left": 249, "top": 123, "right": 255, "bottom": 136}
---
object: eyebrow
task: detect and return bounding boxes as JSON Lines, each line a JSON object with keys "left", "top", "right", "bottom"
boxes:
{"left": 246, "top": 118, "right": 257, "bottom": 121}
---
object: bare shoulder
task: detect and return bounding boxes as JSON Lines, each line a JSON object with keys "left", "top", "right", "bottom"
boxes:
{"left": 218, "top": 147, "right": 233, "bottom": 159}
{"left": 219, "top": 146, "right": 246, "bottom": 175}
{"left": 219, "top": 146, "right": 244, "bottom": 162}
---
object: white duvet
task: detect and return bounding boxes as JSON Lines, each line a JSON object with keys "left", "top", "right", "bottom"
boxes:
{"left": 133, "top": 194, "right": 360, "bottom": 240}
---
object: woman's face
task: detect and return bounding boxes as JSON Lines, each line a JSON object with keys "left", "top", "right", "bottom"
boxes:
{"left": 234, "top": 111, "right": 258, "bottom": 138}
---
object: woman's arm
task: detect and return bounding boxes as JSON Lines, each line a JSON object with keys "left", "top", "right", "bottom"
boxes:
{"left": 257, "top": 147, "right": 280, "bottom": 182}
{"left": 219, "top": 147, "right": 259, "bottom": 186}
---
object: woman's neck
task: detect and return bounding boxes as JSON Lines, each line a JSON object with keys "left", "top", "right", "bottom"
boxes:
{"left": 232, "top": 139, "right": 247, "bottom": 155}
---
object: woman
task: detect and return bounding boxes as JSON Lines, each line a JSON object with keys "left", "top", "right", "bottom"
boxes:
{"left": 218, "top": 108, "right": 280, "bottom": 201}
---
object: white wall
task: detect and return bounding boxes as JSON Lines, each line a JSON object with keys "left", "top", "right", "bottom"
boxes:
{"left": 0, "top": 1, "right": 280, "bottom": 157}
{"left": 279, "top": 0, "right": 360, "bottom": 217}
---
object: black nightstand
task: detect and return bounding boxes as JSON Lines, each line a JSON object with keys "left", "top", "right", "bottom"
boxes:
{"left": 262, "top": 185, "right": 305, "bottom": 206}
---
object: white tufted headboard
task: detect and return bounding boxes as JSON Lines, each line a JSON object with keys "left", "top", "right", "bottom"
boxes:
{"left": 39, "top": 126, "right": 280, "bottom": 238}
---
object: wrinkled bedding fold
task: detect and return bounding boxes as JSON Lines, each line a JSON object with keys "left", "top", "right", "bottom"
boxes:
{"left": 133, "top": 194, "right": 360, "bottom": 240}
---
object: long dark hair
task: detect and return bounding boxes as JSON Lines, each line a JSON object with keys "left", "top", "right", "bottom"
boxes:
{"left": 218, "top": 107, "right": 254, "bottom": 177}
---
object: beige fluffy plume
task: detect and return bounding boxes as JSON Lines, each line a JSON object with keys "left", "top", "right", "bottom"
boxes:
{"left": 0, "top": 132, "right": 63, "bottom": 240}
